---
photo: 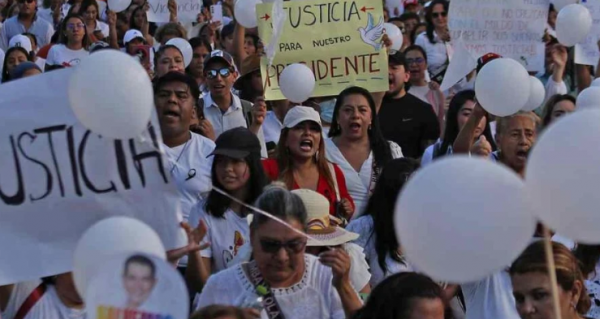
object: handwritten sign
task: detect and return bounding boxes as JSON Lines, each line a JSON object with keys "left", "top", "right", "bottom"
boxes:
{"left": 0, "top": 70, "right": 183, "bottom": 285}
{"left": 147, "top": 0, "right": 202, "bottom": 23}
{"left": 257, "top": 0, "right": 389, "bottom": 101}
{"left": 448, "top": 0, "right": 549, "bottom": 72}
{"left": 575, "top": 0, "right": 600, "bottom": 66}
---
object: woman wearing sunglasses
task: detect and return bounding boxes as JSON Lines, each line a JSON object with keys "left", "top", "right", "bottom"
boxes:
{"left": 154, "top": 44, "right": 185, "bottom": 78}
{"left": 187, "top": 128, "right": 268, "bottom": 288}
{"left": 195, "top": 185, "right": 362, "bottom": 319}
{"left": 414, "top": 0, "right": 451, "bottom": 80}
{"left": 45, "top": 14, "right": 89, "bottom": 70}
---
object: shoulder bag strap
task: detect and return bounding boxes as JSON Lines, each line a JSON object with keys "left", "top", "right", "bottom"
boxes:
{"left": 243, "top": 262, "right": 286, "bottom": 319}
{"left": 14, "top": 283, "right": 47, "bottom": 319}
{"left": 327, "top": 162, "right": 340, "bottom": 202}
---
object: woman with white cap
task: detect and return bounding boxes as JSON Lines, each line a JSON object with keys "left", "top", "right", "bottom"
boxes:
{"left": 293, "top": 189, "right": 371, "bottom": 295}
{"left": 262, "top": 106, "right": 355, "bottom": 221}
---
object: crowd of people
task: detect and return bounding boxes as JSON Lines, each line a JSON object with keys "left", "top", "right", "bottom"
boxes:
{"left": 0, "top": 0, "right": 600, "bottom": 318}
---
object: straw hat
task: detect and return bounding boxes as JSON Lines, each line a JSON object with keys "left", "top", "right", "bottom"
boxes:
{"left": 292, "top": 189, "right": 359, "bottom": 246}
{"left": 233, "top": 54, "right": 261, "bottom": 90}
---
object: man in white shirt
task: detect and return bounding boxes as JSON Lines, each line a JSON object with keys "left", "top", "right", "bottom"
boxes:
{"left": 154, "top": 71, "right": 215, "bottom": 221}
{"left": 201, "top": 50, "right": 268, "bottom": 158}
{"left": 0, "top": 0, "right": 54, "bottom": 51}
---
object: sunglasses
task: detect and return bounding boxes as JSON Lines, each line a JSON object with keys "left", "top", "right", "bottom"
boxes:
{"left": 407, "top": 57, "right": 425, "bottom": 65}
{"left": 432, "top": 11, "right": 448, "bottom": 18}
{"left": 66, "top": 23, "right": 85, "bottom": 31}
{"left": 259, "top": 239, "right": 307, "bottom": 254}
{"left": 18, "top": 0, "right": 35, "bottom": 4}
{"left": 205, "top": 67, "right": 232, "bottom": 79}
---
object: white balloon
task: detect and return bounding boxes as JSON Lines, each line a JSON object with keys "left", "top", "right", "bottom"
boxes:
{"left": 591, "top": 78, "right": 600, "bottom": 87}
{"left": 521, "top": 76, "right": 546, "bottom": 111}
{"left": 68, "top": 51, "right": 153, "bottom": 139}
{"left": 166, "top": 38, "right": 193, "bottom": 67}
{"left": 526, "top": 110, "right": 600, "bottom": 243}
{"left": 235, "top": 0, "right": 262, "bottom": 28}
{"left": 279, "top": 63, "right": 316, "bottom": 103}
{"left": 475, "top": 58, "right": 531, "bottom": 116}
{"left": 556, "top": 4, "right": 592, "bottom": 47}
{"left": 107, "top": 0, "right": 131, "bottom": 13}
{"left": 576, "top": 87, "right": 600, "bottom": 110}
{"left": 73, "top": 217, "right": 166, "bottom": 298}
{"left": 551, "top": 0, "right": 577, "bottom": 11}
{"left": 395, "top": 156, "right": 536, "bottom": 283}
{"left": 384, "top": 23, "right": 403, "bottom": 51}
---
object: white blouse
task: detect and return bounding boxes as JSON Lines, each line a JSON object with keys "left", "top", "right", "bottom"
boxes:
{"left": 195, "top": 255, "right": 345, "bottom": 319}
{"left": 325, "top": 139, "right": 403, "bottom": 217}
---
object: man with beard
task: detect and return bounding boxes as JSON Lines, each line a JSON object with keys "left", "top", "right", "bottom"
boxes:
{"left": 377, "top": 51, "right": 440, "bottom": 159}
{"left": 0, "top": 0, "right": 54, "bottom": 50}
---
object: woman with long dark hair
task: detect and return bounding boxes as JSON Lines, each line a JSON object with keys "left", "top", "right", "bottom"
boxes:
{"left": 45, "top": 14, "right": 89, "bottom": 69}
{"left": 186, "top": 36, "right": 212, "bottom": 89}
{"left": 421, "top": 89, "right": 496, "bottom": 165}
{"left": 541, "top": 94, "right": 576, "bottom": 128}
{"left": 188, "top": 128, "right": 267, "bottom": 284}
{"left": 346, "top": 157, "right": 420, "bottom": 287}
{"left": 326, "top": 86, "right": 403, "bottom": 216}
{"left": 1, "top": 46, "right": 31, "bottom": 83}
{"left": 414, "top": 0, "right": 451, "bottom": 78}
{"left": 80, "top": 0, "right": 109, "bottom": 42}
{"left": 129, "top": 5, "right": 156, "bottom": 46}
{"left": 262, "top": 106, "right": 355, "bottom": 220}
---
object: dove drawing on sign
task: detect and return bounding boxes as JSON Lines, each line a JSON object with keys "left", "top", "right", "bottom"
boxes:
{"left": 358, "top": 13, "right": 385, "bottom": 51}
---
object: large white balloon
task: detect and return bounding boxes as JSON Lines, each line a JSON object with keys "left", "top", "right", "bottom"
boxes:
{"left": 279, "top": 63, "right": 316, "bottom": 103}
{"left": 384, "top": 23, "right": 403, "bottom": 52}
{"left": 526, "top": 110, "right": 600, "bottom": 243}
{"left": 166, "top": 38, "right": 193, "bottom": 67}
{"left": 68, "top": 51, "right": 153, "bottom": 139}
{"left": 576, "top": 87, "right": 600, "bottom": 110}
{"left": 591, "top": 78, "right": 600, "bottom": 87}
{"left": 475, "top": 58, "right": 531, "bottom": 116}
{"left": 521, "top": 76, "right": 546, "bottom": 111}
{"left": 551, "top": 0, "right": 577, "bottom": 11}
{"left": 235, "top": 0, "right": 262, "bottom": 28}
{"left": 73, "top": 217, "right": 166, "bottom": 298}
{"left": 107, "top": 0, "right": 131, "bottom": 12}
{"left": 556, "top": 4, "right": 592, "bottom": 47}
{"left": 395, "top": 156, "right": 536, "bottom": 283}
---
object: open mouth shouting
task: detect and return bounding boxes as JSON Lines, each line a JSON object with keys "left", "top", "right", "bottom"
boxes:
{"left": 348, "top": 122, "right": 362, "bottom": 134}
{"left": 161, "top": 107, "right": 181, "bottom": 122}
{"left": 299, "top": 139, "right": 313, "bottom": 152}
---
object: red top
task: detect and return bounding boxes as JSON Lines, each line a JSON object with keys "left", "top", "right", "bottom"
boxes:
{"left": 262, "top": 159, "right": 355, "bottom": 218}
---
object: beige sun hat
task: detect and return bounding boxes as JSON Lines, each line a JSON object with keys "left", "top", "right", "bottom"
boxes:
{"left": 291, "top": 189, "right": 359, "bottom": 246}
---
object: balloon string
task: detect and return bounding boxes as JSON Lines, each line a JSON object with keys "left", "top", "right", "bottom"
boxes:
{"left": 543, "top": 225, "right": 563, "bottom": 319}
{"left": 136, "top": 135, "right": 320, "bottom": 242}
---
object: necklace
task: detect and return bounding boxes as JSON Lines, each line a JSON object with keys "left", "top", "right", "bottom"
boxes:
{"left": 170, "top": 135, "right": 191, "bottom": 173}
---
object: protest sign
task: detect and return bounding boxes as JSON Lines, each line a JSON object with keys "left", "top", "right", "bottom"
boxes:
{"left": 147, "top": 0, "right": 202, "bottom": 23}
{"left": 448, "top": 0, "right": 549, "bottom": 72}
{"left": 257, "top": 0, "right": 390, "bottom": 101}
{"left": 0, "top": 70, "right": 183, "bottom": 285}
{"left": 575, "top": 0, "right": 600, "bottom": 66}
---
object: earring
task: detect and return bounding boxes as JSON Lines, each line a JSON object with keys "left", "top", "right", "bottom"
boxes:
{"left": 368, "top": 124, "right": 372, "bottom": 130}
{"left": 571, "top": 301, "right": 577, "bottom": 309}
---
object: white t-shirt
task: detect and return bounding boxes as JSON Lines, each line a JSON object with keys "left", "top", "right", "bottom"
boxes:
{"left": 325, "top": 139, "right": 403, "bottom": 217}
{"left": 2, "top": 281, "right": 86, "bottom": 319}
{"left": 195, "top": 255, "right": 345, "bottom": 319}
{"left": 45, "top": 44, "right": 88, "bottom": 67}
{"left": 408, "top": 85, "right": 431, "bottom": 104}
{"left": 346, "top": 216, "right": 414, "bottom": 288}
{"left": 188, "top": 203, "right": 250, "bottom": 273}
{"left": 262, "top": 111, "right": 283, "bottom": 144}
{"left": 461, "top": 271, "right": 520, "bottom": 319}
{"left": 162, "top": 132, "right": 215, "bottom": 221}
{"left": 93, "top": 20, "right": 110, "bottom": 39}
{"left": 414, "top": 32, "right": 451, "bottom": 77}
{"left": 344, "top": 243, "right": 371, "bottom": 292}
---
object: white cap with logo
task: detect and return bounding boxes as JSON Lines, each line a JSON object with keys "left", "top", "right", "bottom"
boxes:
{"left": 283, "top": 106, "right": 322, "bottom": 129}
{"left": 9, "top": 35, "right": 32, "bottom": 53}
{"left": 123, "top": 29, "right": 144, "bottom": 45}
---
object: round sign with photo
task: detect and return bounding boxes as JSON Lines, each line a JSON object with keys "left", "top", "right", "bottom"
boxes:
{"left": 85, "top": 252, "right": 189, "bottom": 319}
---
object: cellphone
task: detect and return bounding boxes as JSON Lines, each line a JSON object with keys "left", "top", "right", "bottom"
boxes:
{"left": 131, "top": 45, "right": 151, "bottom": 66}
{"left": 210, "top": 4, "right": 223, "bottom": 23}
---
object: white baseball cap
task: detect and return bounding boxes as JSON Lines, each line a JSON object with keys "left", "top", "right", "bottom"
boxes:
{"left": 283, "top": 106, "right": 322, "bottom": 129}
{"left": 123, "top": 29, "right": 144, "bottom": 45}
{"left": 9, "top": 35, "right": 32, "bottom": 53}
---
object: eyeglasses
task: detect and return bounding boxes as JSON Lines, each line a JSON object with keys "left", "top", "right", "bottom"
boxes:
{"left": 205, "top": 67, "right": 232, "bottom": 79}
{"left": 407, "top": 57, "right": 426, "bottom": 65}
{"left": 259, "top": 239, "right": 307, "bottom": 254}
{"left": 66, "top": 23, "right": 85, "bottom": 31}
{"left": 432, "top": 11, "right": 448, "bottom": 18}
